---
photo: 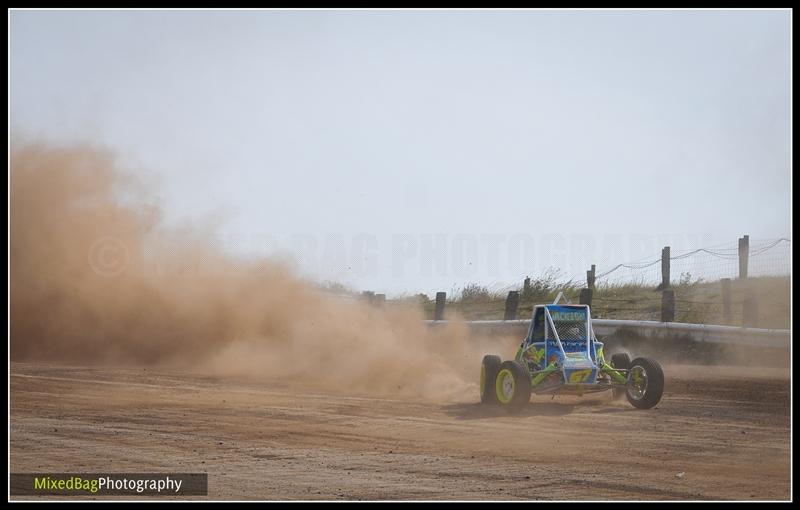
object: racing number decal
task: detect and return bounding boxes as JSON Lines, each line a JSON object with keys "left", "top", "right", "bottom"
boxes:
{"left": 568, "top": 369, "right": 592, "bottom": 383}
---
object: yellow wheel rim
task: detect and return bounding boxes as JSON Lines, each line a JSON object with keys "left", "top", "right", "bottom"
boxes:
{"left": 495, "top": 368, "right": 515, "bottom": 404}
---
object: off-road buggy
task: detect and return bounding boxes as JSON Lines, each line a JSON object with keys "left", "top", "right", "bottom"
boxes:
{"left": 480, "top": 300, "right": 664, "bottom": 412}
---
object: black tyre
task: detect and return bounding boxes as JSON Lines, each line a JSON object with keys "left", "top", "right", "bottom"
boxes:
{"left": 480, "top": 355, "right": 502, "bottom": 405}
{"left": 494, "top": 360, "right": 531, "bottom": 413}
{"left": 626, "top": 357, "right": 664, "bottom": 409}
{"left": 611, "top": 352, "right": 630, "bottom": 400}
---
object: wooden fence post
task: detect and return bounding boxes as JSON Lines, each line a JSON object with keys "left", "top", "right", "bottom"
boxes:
{"left": 374, "top": 294, "right": 385, "bottom": 307}
{"left": 721, "top": 278, "right": 732, "bottom": 324}
{"left": 661, "top": 289, "right": 675, "bottom": 322}
{"left": 504, "top": 291, "right": 520, "bottom": 320}
{"left": 579, "top": 288, "right": 593, "bottom": 307}
{"left": 434, "top": 292, "right": 446, "bottom": 321}
{"left": 522, "top": 277, "right": 531, "bottom": 300}
{"left": 586, "top": 265, "right": 596, "bottom": 291}
{"left": 659, "top": 246, "right": 671, "bottom": 290}
{"left": 738, "top": 235, "right": 749, "bottom": 279}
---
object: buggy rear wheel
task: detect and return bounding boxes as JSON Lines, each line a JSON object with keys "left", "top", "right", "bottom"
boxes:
{"left": 494, "top": 360, "right": 531, "bottom": 413}
{"left": 626, "top": 357, "right": 664, "bottom": 409}
{"left": 480, "top": 355, "right": 502, "bottom": 405}
{"left": 611, "top": 352, "right": 630, "bottom": 400}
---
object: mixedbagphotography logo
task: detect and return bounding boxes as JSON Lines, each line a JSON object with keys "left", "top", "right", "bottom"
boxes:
{"left": 10, "top": 473, "right": 208, "bottom": 497}
{"left": 88, "top": 236, "right": 129, "bottom": 277}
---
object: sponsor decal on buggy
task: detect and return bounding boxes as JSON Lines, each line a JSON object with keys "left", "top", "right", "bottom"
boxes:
{"left": 524, "top": 346, "right": 545, "bottom": 363}
{"left": 550, "top": 311, "right": 586, "bottom": 322}
{"left": 546, "top": 339, "right": 587, "bottom": 352}
{"left": 567, "top": 369, "right": 594, "bottom": 383}
{"left": 564, "top": 367, "right": 598, "bottom": 383}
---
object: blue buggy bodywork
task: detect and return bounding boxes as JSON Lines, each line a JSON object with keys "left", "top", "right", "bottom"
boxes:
{"left": 514, "top": 304, "right": 614, "bottom": 394}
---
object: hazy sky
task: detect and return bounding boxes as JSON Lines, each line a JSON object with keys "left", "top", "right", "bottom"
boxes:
{"left": 10, "top": 9, "right": 792, "bottom": 295}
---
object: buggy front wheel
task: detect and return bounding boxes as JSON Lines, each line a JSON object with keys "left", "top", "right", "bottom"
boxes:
{"left": 626, "top": 357, "right": 664, "bottom": 409}
{"left": 494, "top": 360, "right": 531, "bottom": 413}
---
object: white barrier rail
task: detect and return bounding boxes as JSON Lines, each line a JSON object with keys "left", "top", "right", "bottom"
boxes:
{"left": 425, "top": 319, "right": 790, "bottom": 348}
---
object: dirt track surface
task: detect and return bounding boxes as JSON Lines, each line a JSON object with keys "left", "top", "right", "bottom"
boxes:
{"left": 10, "top": 362, "right": 790, "bottom": 501}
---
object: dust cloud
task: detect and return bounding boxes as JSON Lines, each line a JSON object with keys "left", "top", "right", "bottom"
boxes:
{"left": 10, "top": 143, "right": 482, "bottom": 401}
